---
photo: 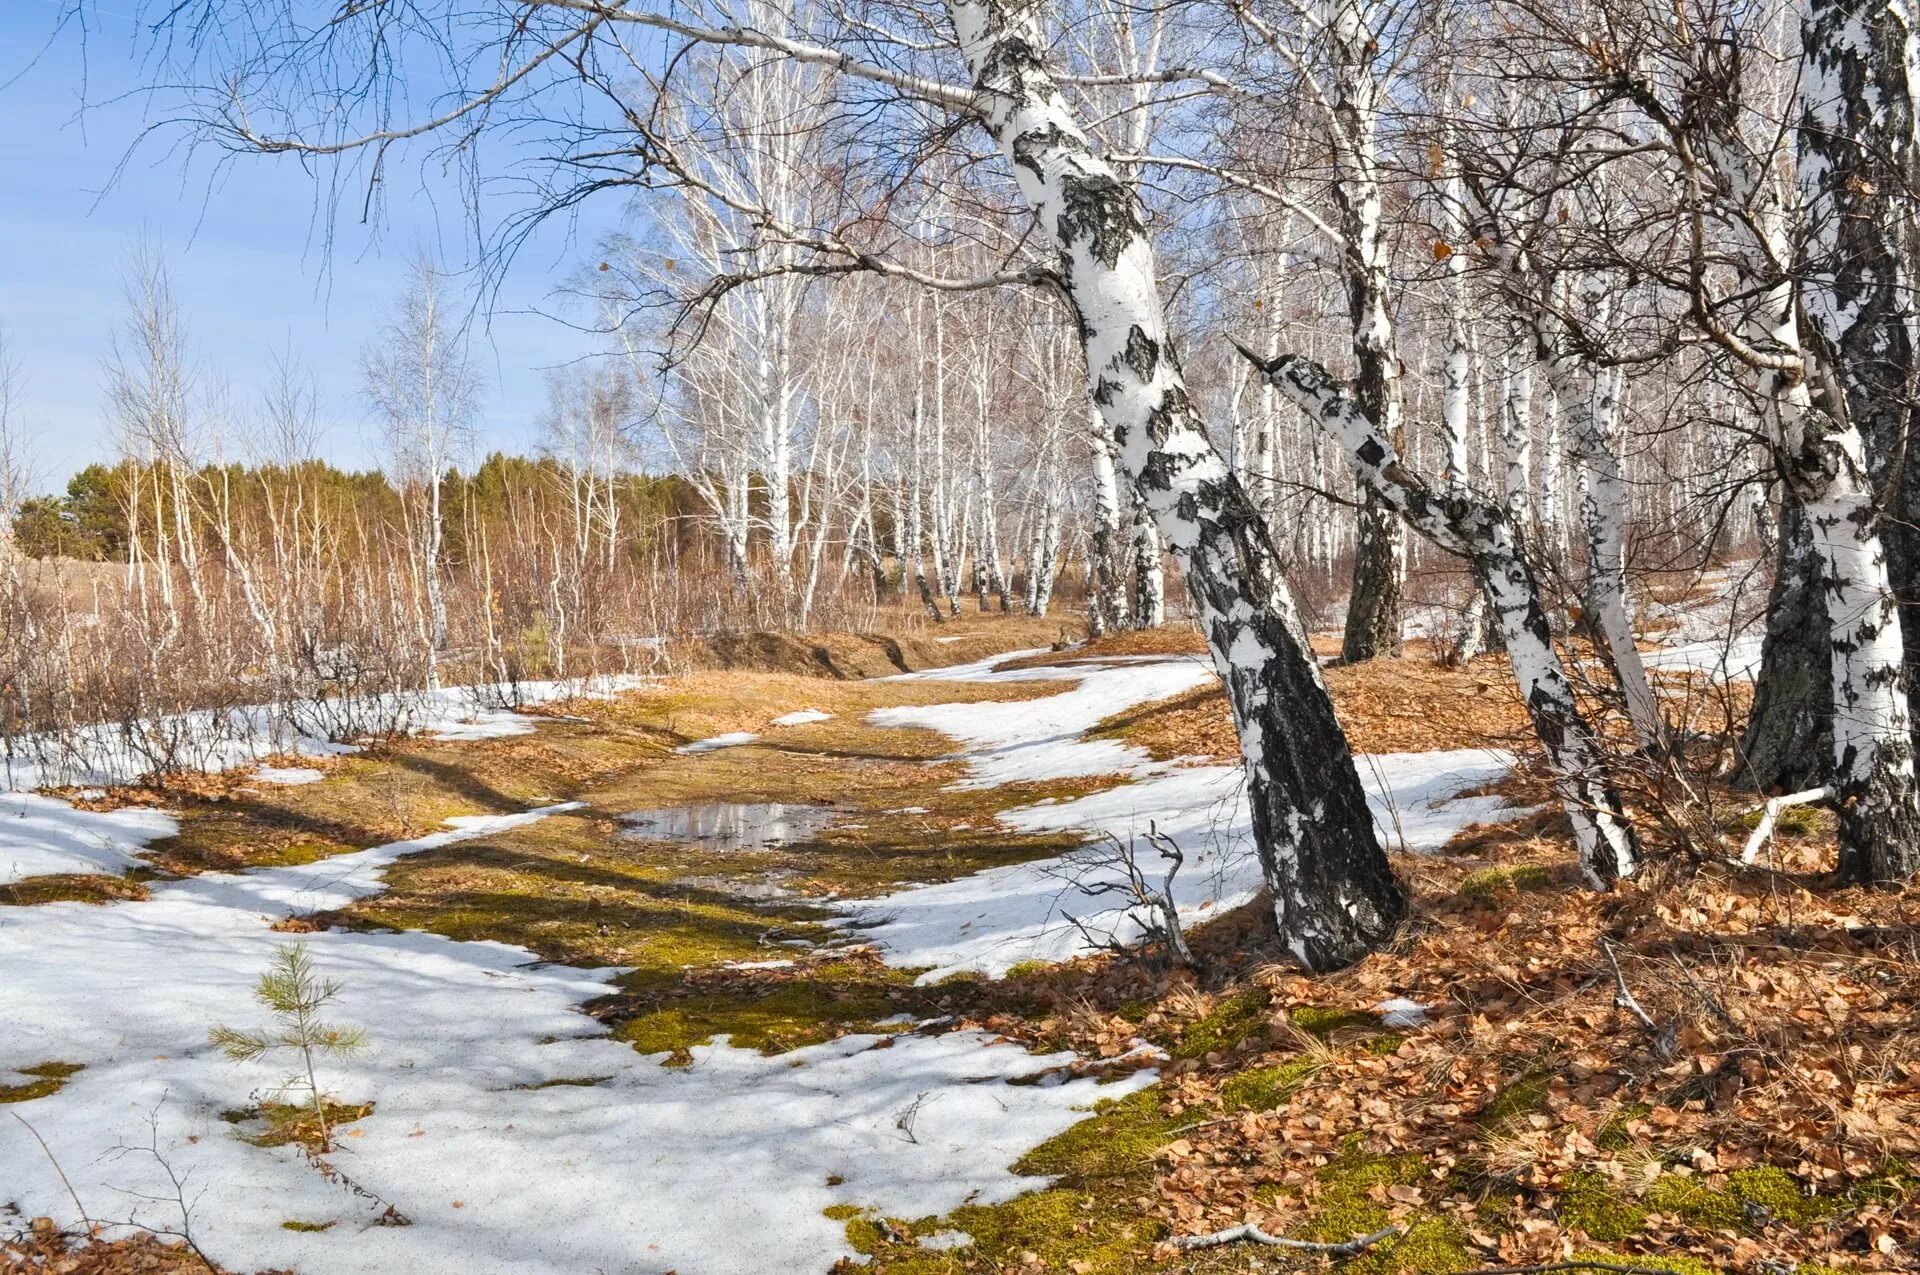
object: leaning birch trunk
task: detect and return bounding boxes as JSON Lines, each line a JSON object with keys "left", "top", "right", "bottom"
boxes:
{"left": 1241, "top": 344, "right": 1641, "bottom": 886}
{"left": 951, "top": 0, "right": 1404, "bottom": 966}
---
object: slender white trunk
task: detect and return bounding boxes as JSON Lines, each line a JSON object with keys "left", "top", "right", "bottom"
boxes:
{"left": 1246, "top": 346, "right": 1641, "bottom": 885}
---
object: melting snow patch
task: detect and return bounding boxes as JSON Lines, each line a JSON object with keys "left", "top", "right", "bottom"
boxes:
{"left": 676, "top": 731, "right": 760, "bottom": 755}
{"left": 841, "top": 656, "right": 1519, "bottom": 981}
{"left": 1376, "top": 998, "right": 1430, "bottom": 1028}
{"left": 871, "top": 654, "right": 1219, "bottom": 787}
{"left": 253, "top": 765, "right": 326, "bottom": 786}
{"left": 920, "top": 1230, "right": 974, "bottom": 1250}
{"left": 772, "top": 709, "right": 834, "bottom": 726}
{"left": 0, "top": 800, "right": 1153, "bottom": 1274}
{"left": 0, "top": 793, "right": 178, "bottom": 884}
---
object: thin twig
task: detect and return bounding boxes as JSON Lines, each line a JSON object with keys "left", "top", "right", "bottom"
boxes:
{"left": 1601, "top": 938, "right": 1677, "bottom": 1061}
{"left": 10, "top": 1111, "right": 92, "bottom": 1231}
{"left": 1169, "top": 1222, "right": 1398, "bottom": 1253}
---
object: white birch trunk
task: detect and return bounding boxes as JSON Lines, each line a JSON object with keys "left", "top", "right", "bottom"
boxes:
{"left": 950, "top": 0, "right": 1404, "bottom": 967}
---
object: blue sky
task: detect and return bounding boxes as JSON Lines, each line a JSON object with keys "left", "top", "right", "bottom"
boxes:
{"left": 0, "top": 2, "right": 622, "bottom": 492}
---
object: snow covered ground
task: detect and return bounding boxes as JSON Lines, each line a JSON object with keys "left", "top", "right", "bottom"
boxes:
{"left": 0, "top": 802, "right": 1148, "bottom": 1274}
{"left": 1, "top": 647, "right": 1522, "bottom": 1272}
{"left": 846, "top": 654, "right": 1521, "bottom": 980}
{"left": 0, "top": 793, "right": 179, "bottom": 884}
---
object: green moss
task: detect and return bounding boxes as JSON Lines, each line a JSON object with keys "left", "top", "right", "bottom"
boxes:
{"left": 1002, "top": 959, "right": 1053, "bottom": 978}
{"left": 1645, "top": 1175, "right": 1742, "bottom": 1231}
{"left": 0, "top": 1061, "right": 85, "bottom": 1103}
{"left": 1644, "top": 1166, "right": 1835, "bottom": 1233}
{"left": 1173, "top": 985, "right": 1273, "bottom": 1058}
{"left": 1287, "top": 1004, "right": 1374, "bottom": 1036}
{"left": 865, "top": 1187, "right": 1160, "bottom": 1274}
{"left": 1219, "top": 1056, "right": 1319, "bottom": 1112}
{"left": 1477, "top": 1068, "right": 1552, "bottom": 1129}
{"left": 822, "top": 1204, "right": 862, "bottom": 1222}
{"left": 1729, "top": 1167, "right": 1836, "bottom": 1228}
{"left": 846, "top": 1085, "right": 1179, "bottom": 1271}
{"left": 1557, "top": 1171, "right": 1647, "bottom": 1242}
{"left": 514, "top": 1075, "right": 612, "bottom": 1090}
{"left": 843, "top": 1216, "right": 887, "bottom": 1254}
{"left": 1301, "top": 1147, "right": 1471, "bottom": 1273}
{"left": 1460, "top": 864, "right": 1551, "bottom": 898}
{"left": 1015, "top": 1087, "right": 1186, "bottom": 1179}
{"left": 280, "top": 1220, "right": 335, "bottom": 1233}
{"left": 1569, "top": 1251, "right": 1718, "bottom": 1275}
{"left": 614, "top": 979, "right": 905, "bottom": 1062}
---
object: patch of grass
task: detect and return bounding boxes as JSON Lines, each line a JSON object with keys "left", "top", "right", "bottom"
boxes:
{"left": 224, "top": 1099, "right": 374, "bottom": 1153}
{"left": 0, "top": 1061, "right": 85, "bottom": 1103}
{"left": 1477, "top": 1067, "right": 1553, "bottom": 1129}
{"left": 615, "top": 978, "right": 910, "bottom": 1063}
{"left": 1174, "top": 985, "right": 1273, "bottom": 1058}
{"left": 280, "top": 1220, "right": 335, "bottom": 1233}
{"left": 1, "top": 872, "right": 156, "bottom": 907}
{"left": 1595, "top": 1102, "right": 1651, "bottom": 1149}
{"left": 1569, "top": 1251, "right": 1717, "bottom": 1275}
{"left": 1459, "top": 864, "right": 1552, "bottom": 898}
{"left": 1287, "top": 1004, "right": 1376, "bottom": 1036}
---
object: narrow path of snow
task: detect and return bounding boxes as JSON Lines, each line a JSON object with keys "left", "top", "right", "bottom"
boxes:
{"left": 1643, "top": 634, "right": 1764, "bottom": 682}
{"left": 0, "top": 797, "right": 1146, "bottom": 1275}
{"left": 675, "top": 730, "right": 760, "bottom": 754}
{"left": 253, "top": 766, "right": 327, "bottom": 786}
{"left": 876, "top": 651, "right": 1220, "bottom": 786}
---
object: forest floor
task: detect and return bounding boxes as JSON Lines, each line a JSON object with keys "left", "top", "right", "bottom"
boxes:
{"left": 2, "top": 610, "right": 1916, "bottom": 1275}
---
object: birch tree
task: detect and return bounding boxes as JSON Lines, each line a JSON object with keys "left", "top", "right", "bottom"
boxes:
{"left": 363, "top": 255, "right": 480, "bottom": 689}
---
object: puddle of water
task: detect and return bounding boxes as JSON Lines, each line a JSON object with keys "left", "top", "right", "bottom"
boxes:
{"left": 622, "top": 802, "right": 839, "bottom": 852}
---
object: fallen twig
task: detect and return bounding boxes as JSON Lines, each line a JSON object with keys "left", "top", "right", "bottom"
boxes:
{"left": 1169, "top": 1222, "right": 1397, "bottom": 1254}
{"left": 1458, "top": 1263, "right": 1693, "bottom": 1275}
{"left": 1601, "top": 937, "right": 1676, "bottom": 1061}
{"left": 10, "top": 1112, "right": 92, "bottom": 1233}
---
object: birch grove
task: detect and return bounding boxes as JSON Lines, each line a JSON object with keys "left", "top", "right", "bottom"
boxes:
{"left": 12, "top": 0, "right": 1920, "bottom": 984}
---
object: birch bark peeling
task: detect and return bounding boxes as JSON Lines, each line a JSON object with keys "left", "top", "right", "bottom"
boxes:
{"left": 949, "top": 0, "right": 1403, "bottom": 967}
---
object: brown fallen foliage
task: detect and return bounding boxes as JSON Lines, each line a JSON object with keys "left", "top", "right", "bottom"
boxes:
{"left": 1084, "top": 639, "right": 1534, "bottom": 759}
{"left": 0, "top": 1227, "right": 258, "bottom": 1274}
{"left": 950, "top": 800, "right": 1920, "bottom": 1272}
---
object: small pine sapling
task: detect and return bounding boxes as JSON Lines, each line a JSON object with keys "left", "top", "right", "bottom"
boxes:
{"left": 210, "top": 943, "right": 366, "bottom": 1152}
